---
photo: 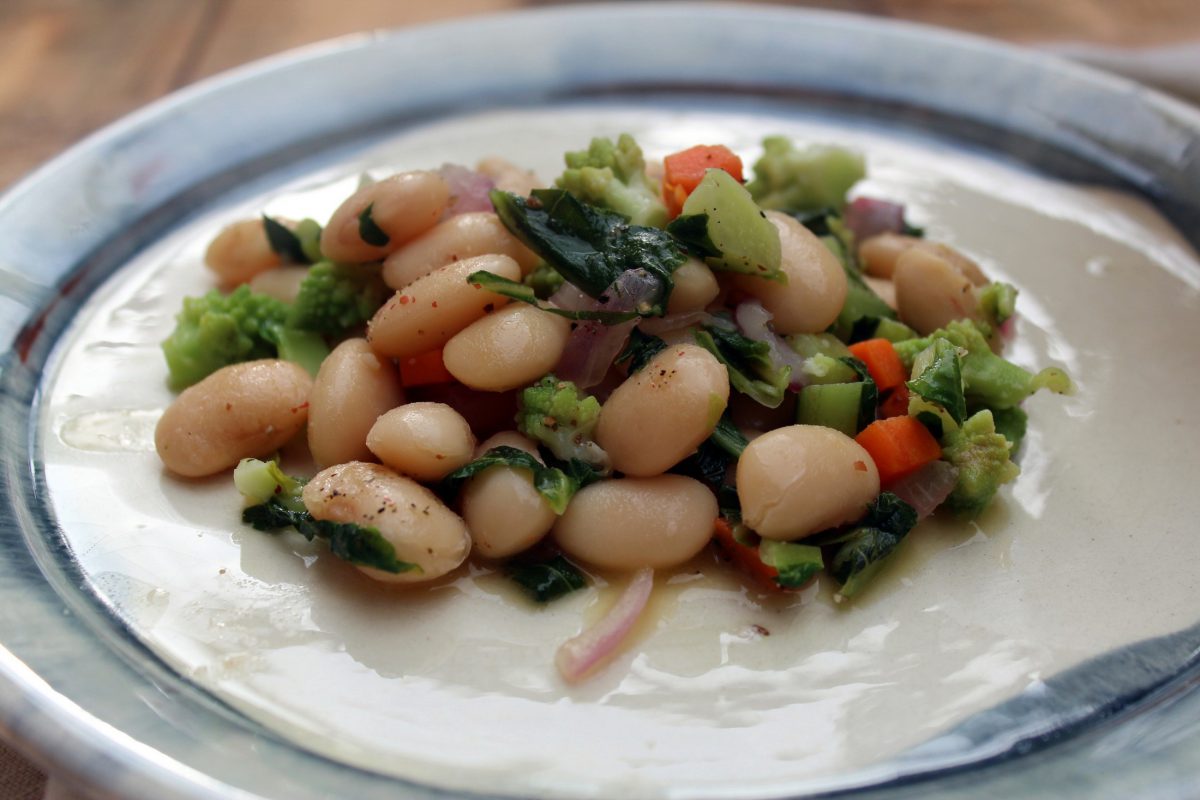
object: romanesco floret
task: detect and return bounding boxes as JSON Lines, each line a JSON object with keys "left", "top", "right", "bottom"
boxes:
{"left": 516, "top": 376, "right": 610, "bottom": 472}
{"left": 556, "top": 134, "right": 668, "bottom": 228}
{"left": 288, "top": 261, "right": 388, "bottom": 334}
{"left": 893, "top": 320, "right": 1072, "bottom": 410}
{"left": 234, "top": 458, "right": 306, "bottom": 512}
{"left": 940, "top": 410, "right": 1021, "bottom": 517}
{"left": 746, "top": 136, "right": 866, "bottom": 212}
{"left": 162, "top": 285, "right": 289, "bottom": 390}
{"left": 978, "top": 281, "right": 1019, "bottom": 329}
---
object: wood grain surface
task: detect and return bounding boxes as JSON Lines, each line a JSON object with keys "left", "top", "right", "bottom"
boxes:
{"left": 2, "top": 0, "right": 1199, "bottom": 190}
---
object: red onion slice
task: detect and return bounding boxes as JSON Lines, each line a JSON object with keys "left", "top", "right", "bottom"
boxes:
{"left": 887, "top": 460, "right": 959, "bottom": 520}
{"left": 734, "top": 300, "right": 809, "bottom": 390}
{"left": 638, "top": 311, "right": 734, "bottom": 336}
{"left": 555, "top": 318, "right": 635, "bottom": 388}
{"left": 844, "top": 196, "right": 906, "bottom": 242}
{"left": 438, "top": 163, "right": 495, "bottom": 217}
{"left": 556, "top": 568, "right": 654, "bottom": 684}
{"left": 552, "top": 269, "right": 664, "bottom": 388}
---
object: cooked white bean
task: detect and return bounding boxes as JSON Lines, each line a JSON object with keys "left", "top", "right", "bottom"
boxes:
{"left": 476, "top": 156, "right": 543, "bottom": 196}
{"left": 736, "top": 425, "right": 879, "bottom": 541}
{"left": 367, "top": 253, "right": 519, "bottom": 359}
{"left": 442, "top": 304, "right": 570, "bottom": 392}
{"left": 893, "top": 246, "right": 980, "bottom": 335}
{"left": 666, "top": 257, "right": 720, "bottom": 314}
{"left": 860, "top": 234, "right": 988, "bottom": 286}
{"left": 554, "top": 475, "right": 717, "bottom": 569}
{"left": 594, "top": 344, "right": 729, "bottom": 477}
{"left": 320, "top": 171, "right": 449, "bottom": 264}
{"left": 366, "top": 402, "right": 476, "bottom": 482}
{"left": 731, "top": 211, "right": 847, "bottom": 334}
{"left": 303, "top": 462, "right": 470, "bottom": 583}
{"left": 382, "top": 212, "right": 539, "bottom": 289}
{"left": 308, "top": 338, "right": 405, "bottom": 468}
{"left": 204, "top": 219, "right": 281, "bottom": 286}
{"left": 460, "top": 431, "right": 555, "bottom": 558}
{"left": 863, "top": 274, "right": 897, "bottom": 310}
{"left": 155, "top": 359, "right": 311, "bottom": 477}
{"left": 248, "top": 265, "right": 309, "bottom": 304}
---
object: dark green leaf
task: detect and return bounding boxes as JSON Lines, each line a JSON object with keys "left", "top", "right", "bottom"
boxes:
{"left": 358, "top": 202, "right": 390, "bottom": 247}
{"left": 710, "top": 414, "right": 748, "bottom": 458}
{"left": 439, "top": 445, "right": 580, "bottom": 514}
{"left": 718, "top": 484, "right": 742, "bottom": 524}
{"left": 989, "top": 405, "right": 1028, "bottom": 452}
{"left": 907, "top": 339, "right": 967, "bottom": 426}
{"left": 671, "top": 439, "right": 730, "bottom": 490}
{"left": 759, "top": 539, "right": 824, "bottom": 589}
{"left": 262, "top": 215, "right": 310, "bottom": 264}
{"left": 466, "top": 270, "right": 640, "bottom": 324}
{"left": 242, "top": 500, "right": 419, "bottom": 573}
{"left": 323, "top": 521, "right": 420, "bottom": 573}
{"left": 490, "top": 189, "right": 683, "bottom": 312}
{"left": 694, "top": 326, "right": 790, "bottom": 408}
{"left": 789, "top": 207, "right": 838, "bottom": 237}
{"left": 837, "top": 356, "right": 879, "bottom": 431}
{"left": 829, "top": 492, "right": 917, "bottom": 597}
{"left": 665, "top": 213, "right": 721, "bottom": 259}
{"left": 508, "top": 555, "right": 587, "bottom": 603}
{"left": 616, "top": 328, "right": 667, "bottom": 374}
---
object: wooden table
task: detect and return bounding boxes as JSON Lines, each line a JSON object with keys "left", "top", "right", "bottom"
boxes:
{"left": 2, "top": 0, "right": 1199, "bottom": 191}
{"left": 0, "top": 1, "right": 1198, "bottom": 797}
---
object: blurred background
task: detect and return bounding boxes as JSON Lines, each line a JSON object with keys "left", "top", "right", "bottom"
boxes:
{"left": 1, "top": 0, "right": 1199, "bottom": 192}
{"left": 0, "top": 1, "right": 1198, "bottom": 797}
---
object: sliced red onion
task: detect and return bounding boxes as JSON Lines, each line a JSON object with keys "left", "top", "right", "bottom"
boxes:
{"left": 638, "top": 311, "right": 733, "bottom": 336}
{"left": 552, "top": 269, "right": 664, "bottom": 388}
{"left": 734, "top": 300, "right": 809, "bottom": 390}
{"left": 556, "top": 568, "right": 654, "bottom": 684}
{"left": 438, "top": 164, "right": 495, "bottom": 217}
{"left": 844, "top": 197, "right": 906, "bottom": 243}
{"left": 548, "top": 282, "right": 593, "bottom": 312}
{"left": 887, "top": 460, "right": 959, "bottom": 520}
{"left": 555, "top": 318, "right": 635, "bottom": 388}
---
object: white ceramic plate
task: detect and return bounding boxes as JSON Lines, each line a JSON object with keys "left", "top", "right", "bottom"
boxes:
{"left": 3, "top": 6, "right": 1200, "bottom": 799}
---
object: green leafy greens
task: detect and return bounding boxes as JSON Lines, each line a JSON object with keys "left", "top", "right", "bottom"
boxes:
{"left": 693, "top": 326, "right": 790, "bottom": 408}
{"left": 439, "top": 446, "right": 596, "bottom": 515}
{"left": 507, "top": 555, "right": 588, "bottom": 603}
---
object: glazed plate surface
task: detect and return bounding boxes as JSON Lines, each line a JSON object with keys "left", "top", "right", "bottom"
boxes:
{"left": 2, "top": 6, "right": 1199, "bottom": 800}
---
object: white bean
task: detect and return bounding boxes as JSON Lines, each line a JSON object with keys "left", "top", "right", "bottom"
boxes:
{"left": 320, "top": 171, "right": 449, "bottom": 263}
{"left": 731, "top": 212, "right": 847, "bottom": 334}
{"left": 247, "top": 265, "right": 309, "bottom": 304}
{"left": 308, "top": 339, "right": 404, "bottom": 468}
{"left": 666, "top": 257, "right": 720, "bottom": 314}
{"left": 553, "top": 475, "right": 717, "bottom": 569}
{"left": 460, "top": 432, "right": 555, "bottom": 558}
{"left": 155, "top": 360, "right": 311, "bottom": 477}
{"left": 303, "top": 462, "right": 470, "bottom": 583}
{"left": 893, "top": 246, "right": 980, "bottom": 335}
{"left": 595, "top": 344, "right": 729, "bottom": 477}
{"left": 736, "top": 425, "right": 879, "bottom": 540}
{"left": 367, "top": 253, "right": 519, "bottom": 359}
{"left": 475, "top": 156, "right": 543, "bottom": 196}
{"left": 204, "top": 219, "right": 281, "bottom": 286}
{"left": 366, "top": 402, "right": 476, "bottom": 482}
{"left": 442, "top": 304, "right": 570, "bottom": 392}
{"left": 382, "top": 212, "right": 539, "bottom": 289}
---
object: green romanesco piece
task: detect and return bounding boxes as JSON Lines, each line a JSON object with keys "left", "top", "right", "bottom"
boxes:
{"left": 516, "top": 376, "right": 610, "bottom": 472}
{"left": 287, "top": 260, "right": 388, "bottom": 335}
{"left": 746, "top": 136, "right": 865, "bottom": 212}
{"left": 161, "top": 285, "right": 290, "bottom": 390}
{"left": 893, "top": 320, "right": 1071, "bottom": 410}
{"left": 940, "top": 409, "right": 1021, "bottom": 517}
{"left": 556, "top": 134, "right": 668, "bottom": 228}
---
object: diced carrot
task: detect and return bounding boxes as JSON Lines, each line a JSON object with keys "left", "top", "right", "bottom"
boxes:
{"left": 855, "top": 416, "right": 942, "bottom": 486}
{"left": 398, "top": 348, "right": 455, "bottom": 387}
{"left": 712, "top": 518, "right": 781, "bottom": 592}
{"left": 847, "top": 338, "right": 907, "bottom": 391}
{"left": 663, "top": 145, "right": 744, "bottom": 218}
{"left": 879, "top": 384, "right": 911, "bottom": 418}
